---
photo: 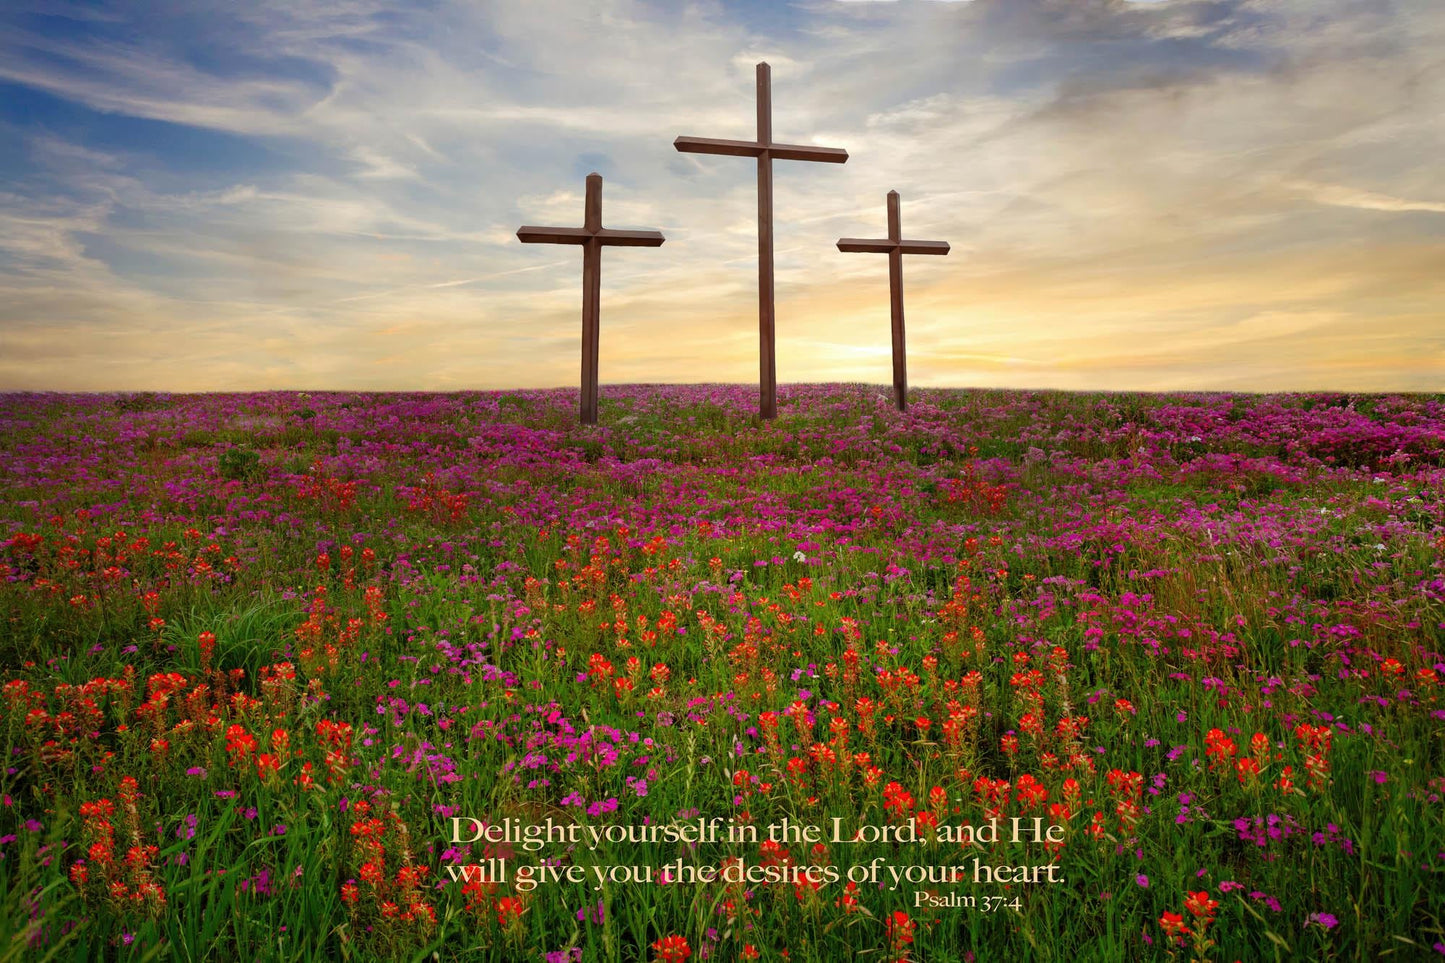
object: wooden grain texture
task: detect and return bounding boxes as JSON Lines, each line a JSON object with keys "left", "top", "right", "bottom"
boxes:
{"left": 675, "top": 62, "right": 848, "bottom": 420}
{"left": 836, "top": 191, "right": 950, "bottom": 412}
{"left": 517, "top": 173, "right": 664, "bottom": 425}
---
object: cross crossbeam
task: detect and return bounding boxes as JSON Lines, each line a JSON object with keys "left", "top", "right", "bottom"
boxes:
{"left": 675, "top": 62, "right": 848, "bottom": 420}
{"left": 837, "top": 191, "right": 950, "bottom": 412}
{"left": 517, "top": 172, "right": 664, "bottom": 424}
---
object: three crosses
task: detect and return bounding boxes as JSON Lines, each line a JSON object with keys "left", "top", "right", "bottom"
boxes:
{"left": 517, "top": 62, "right": 948, "bottom": 424}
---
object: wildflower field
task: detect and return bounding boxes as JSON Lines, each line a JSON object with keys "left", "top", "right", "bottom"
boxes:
{"left": 0, "top": 384, "right": 1442, "bottom": 962}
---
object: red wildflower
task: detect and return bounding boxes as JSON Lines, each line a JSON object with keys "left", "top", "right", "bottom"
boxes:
{"left": 496, "top": 896, "right": 526, "bottom": 927}
{"left": 1184, "top": 890, "right": 1219, "bottom": 920}
{"left": 651, "top": 934, "right": 691, "bottom": 963}
{"left": 1159, "top": 910, "right": 1190, "bottom": 940}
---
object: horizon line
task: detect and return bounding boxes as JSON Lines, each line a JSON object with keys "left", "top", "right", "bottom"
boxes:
{"left": 0, "top": 383, "right": 1438, "bottom": 399}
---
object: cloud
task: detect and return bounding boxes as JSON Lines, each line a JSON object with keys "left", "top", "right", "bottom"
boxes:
{"left": 1285, "top": 179, "right": 1445, "bottom": 215}
{"left": 0, "top": 0, "right": 1439, "bottom": 391}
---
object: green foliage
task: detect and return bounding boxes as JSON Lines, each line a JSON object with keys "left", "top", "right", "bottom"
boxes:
{"left": 219, "top": 447, "right": 264, "bottom": 482}
{"left": 1, "top": 387, "right": 1441, "bottom": 961}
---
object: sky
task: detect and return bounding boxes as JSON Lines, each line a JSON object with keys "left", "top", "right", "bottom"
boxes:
{"left": 0, "top": 0, "right": 1441, "bottom": 394}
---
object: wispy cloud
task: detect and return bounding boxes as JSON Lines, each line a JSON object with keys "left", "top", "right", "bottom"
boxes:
{"left": 1286, "top": 179, "right": 1445, "bottom": 215}
{"left": 0, "top": 0, "right": 1440, "bottom": 392}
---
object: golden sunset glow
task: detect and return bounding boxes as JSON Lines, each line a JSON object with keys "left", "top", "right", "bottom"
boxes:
{"left": 1, "top": 0, "right": 1440, "bottom": 392}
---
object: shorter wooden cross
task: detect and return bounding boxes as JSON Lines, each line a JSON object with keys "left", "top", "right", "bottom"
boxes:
{"left": 837, "top": 191, "right": 949, "bottom": 412}
{"left": 517, "top": 172, "right": 664, "bottom": 425}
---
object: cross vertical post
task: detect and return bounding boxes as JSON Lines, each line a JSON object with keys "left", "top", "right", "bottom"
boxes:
{"left": 582, "top": 175, "right": 603, "bottom": 423}
{"left": 517, "top": 173, "right": 665, "bottom": 425}
{"left": 886, "top": 192, "right": 905, "bottom": 414}
{"left": 676, "top": 63, "right": 848, "bottom": 420}
{"left": 756, "top": 64, "right": 775, "bottom": 421}
{"left": 837, "top": 191, "right": 950, "bottom": 412}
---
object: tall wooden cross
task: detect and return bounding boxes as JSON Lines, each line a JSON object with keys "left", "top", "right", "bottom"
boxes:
{"left": 517, "top": 172, "right": 664, "bottom": 425}
{"left": 675, "top": 62, "right": 848, "bottom": 420}
{"left": 837, "top": 191, "right": 949, "bottom": 412}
